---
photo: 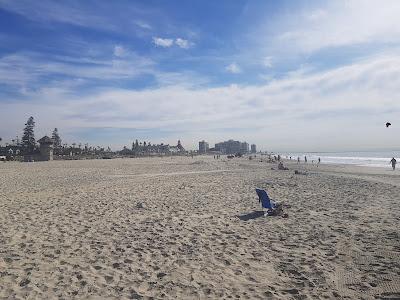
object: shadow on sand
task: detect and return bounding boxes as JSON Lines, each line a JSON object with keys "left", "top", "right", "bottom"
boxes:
{"left": 237, "top": 210, "right": 264, "bottom": 221}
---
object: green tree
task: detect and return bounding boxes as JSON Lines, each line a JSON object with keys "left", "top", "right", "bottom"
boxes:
{"left": 52, "top": 128, "right": 62, "bottom": 148}
{"left": 22, "top": 116, "right": 36, "bottom": 153}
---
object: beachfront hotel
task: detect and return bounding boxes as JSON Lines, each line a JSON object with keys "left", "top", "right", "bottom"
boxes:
{"left": 214, "top": 139, "right": 251, "bottom": 155}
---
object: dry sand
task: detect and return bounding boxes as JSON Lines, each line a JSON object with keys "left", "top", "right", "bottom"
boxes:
{"left": 0, "top": 156, "right": 399, "bottom": 299}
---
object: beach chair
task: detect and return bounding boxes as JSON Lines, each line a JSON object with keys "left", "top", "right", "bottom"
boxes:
{"left": 255, "top": 188, "right": 279, "bottom": 216}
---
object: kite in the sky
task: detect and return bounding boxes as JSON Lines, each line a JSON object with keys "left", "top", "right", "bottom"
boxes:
{"left": 386, "top": 122, "right": 391, "bottom": 128}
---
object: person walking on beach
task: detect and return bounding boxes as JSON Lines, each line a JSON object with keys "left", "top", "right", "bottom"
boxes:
{"left": 304, "top": 156, "right": 307, "bottom": 163}
{"left": 297, "top": 157, "right": 300, "bottom": 164}
{"left": 390, "top": 157, "right": 397, "bottom": 170}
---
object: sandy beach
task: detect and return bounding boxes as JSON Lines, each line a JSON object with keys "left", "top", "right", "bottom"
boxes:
{"left": 0, "top": 156, "right": 399, "bottom": 299}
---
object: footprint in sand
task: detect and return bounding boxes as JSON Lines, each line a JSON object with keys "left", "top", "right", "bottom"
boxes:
{"left": 104, "top": 275, "right": 113, "bottom": 284}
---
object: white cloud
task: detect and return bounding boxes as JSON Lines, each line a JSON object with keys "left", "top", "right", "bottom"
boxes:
{"left": 152, "top": 37, "right": 193, "bottom": 49}
{"left": 0, "top": 0, "right": 158, "bottom": 38}
{"left": 273, "top": 0, "right": 400, "bottom": 53}
{"left": 0, "top": 0, "right": 112, "bottom": 30}
{"left": 175, "top": 38, "right": 191, "bottom": 49}
{"left": 305, "top": 9, "right": 327, "bottom": 21}
{"left": 153, "top": 37, "right": 174, "bottom": 47}
{"left": 225, "top": 63, "right": 241, "bottom": 74}
{"left": 0, "top": 51, "right": 155, "bottom": 88}
{"left": 113, "top": 45, "right": 125, "bottom": 57}
{"left": 134, "top": 20, "right": 151, "bottom": 30}
{"left": 2, "top": 54, "right": 399, "bottom": 151}
{"left": 263, "top": 56, "right": 273, "bottom": 68}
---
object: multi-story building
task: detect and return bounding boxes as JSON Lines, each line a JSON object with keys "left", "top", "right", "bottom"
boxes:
{"left": 240, "top": 142, "right": 249, "bottom": 154}
{"left": 251, "top": 144, "right": 257, "bottom": 153}
{"left": 215, "top": 139, "right": 249, "bottom": 154}
{"left": 198, "top": 140, "right": 209, "bottom": 154}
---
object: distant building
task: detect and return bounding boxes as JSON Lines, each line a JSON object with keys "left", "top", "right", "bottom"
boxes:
{"left": 177, "top": 140, "right": 185, "bottom": 151}
{"left": 24, "top": 136, "right": 54, "bottom": 162}
{"left": 38, "top": 136, "right": 54, "bottom": 161}
{"left": 251, "top": 144, "right": 257, "bottom": 153}
{"left": 130, "top": 140, "right": 186, "bottom": 155}
{"left": 198, "top": 140, "right": 209, "bottom": 154}
{"left": 240, "top": 142, "right": 249, "bottom": 154}
{"left": 215, "top": 139, "right": 249, "bottom": 154}
{"left": 170, "top": 140, "right": 185, "bottom": 153}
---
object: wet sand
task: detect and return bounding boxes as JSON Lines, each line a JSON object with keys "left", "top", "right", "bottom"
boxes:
{"left": 0, "top": 156, "right": 399, "bottom": 299}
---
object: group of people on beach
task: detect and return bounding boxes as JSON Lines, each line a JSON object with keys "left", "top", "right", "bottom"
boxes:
{"left": 294, "top": 156, "right": 320, "bottom": 165}
{"left": 292, "top": 155, "right": 397, "bottom": 170}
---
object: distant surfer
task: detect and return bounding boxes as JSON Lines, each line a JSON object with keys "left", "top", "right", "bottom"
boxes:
{"left": 390, "top": 157, "right": 397, "bottom": 170}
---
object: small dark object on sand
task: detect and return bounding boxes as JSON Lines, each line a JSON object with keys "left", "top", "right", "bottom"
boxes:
{"left": 278, "top": 162, "right": 289, "bottom": 170}
{"left": 267, "top": 203, "right": 283, "bottom": 215}
{"left": 294, "top": 170, "right": 307, "bottom": 175}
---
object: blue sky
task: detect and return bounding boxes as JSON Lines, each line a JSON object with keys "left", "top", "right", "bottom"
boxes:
{"left": 0, "top": 0, "right": 400, "bottom": 151}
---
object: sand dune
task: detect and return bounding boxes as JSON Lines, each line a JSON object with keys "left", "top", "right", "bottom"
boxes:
{"left": 0, "top": 156, "right": 399, "bottom": 299}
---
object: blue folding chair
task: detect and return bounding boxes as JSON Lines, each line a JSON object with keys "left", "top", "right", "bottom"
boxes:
{"left": 255, "top": 188, "right": 277, "bottom": 215}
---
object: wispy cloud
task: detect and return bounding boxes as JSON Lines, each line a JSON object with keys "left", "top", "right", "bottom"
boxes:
{"left": 0, "top": 0, "right": 156, "bottom": 36}
{"left": 113, "top": 45, "right": 126, "bottom": 57}
{"left": 0, "top": 0, "right": 110, "bottom": 29}
{"left": 134, "top": 20, "right": 152, "bottom": 30}
{"left": 2, "top": 54, "right": 399, "bottom": 150}
{"left": 0, "top": 49, "right": 155, "bottom": 89}
{"left": 175, "top": 38, "right": 192, "bottom": 49}
{"left": 225, "top": 63, "right": 241, "bottom": 74}
{"left": 263, "top": 56, "right": 273, "bottom": 68}
{"left": 272, "top": 0, "right": 400, "bottom": 54}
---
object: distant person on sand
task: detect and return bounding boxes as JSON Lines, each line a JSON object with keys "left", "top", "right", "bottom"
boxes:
{"left": 304, "top": 156, "right": 307, "bottom": 163}
{"left": 297, "top": 157, "right": 300, "bottom": 164}
{"left": 278, "top": 161, "right": 288, "bottom": 170}
{"left": 390, "top": 157, "right": 397, "bottom": 170}
{"left": 318, "top": 157, "right": 321, "bottom": 164}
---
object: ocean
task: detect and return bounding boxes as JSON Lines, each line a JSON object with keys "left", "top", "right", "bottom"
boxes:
{"left": 281, "top": 151, "right": 400, "bottom": 168}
